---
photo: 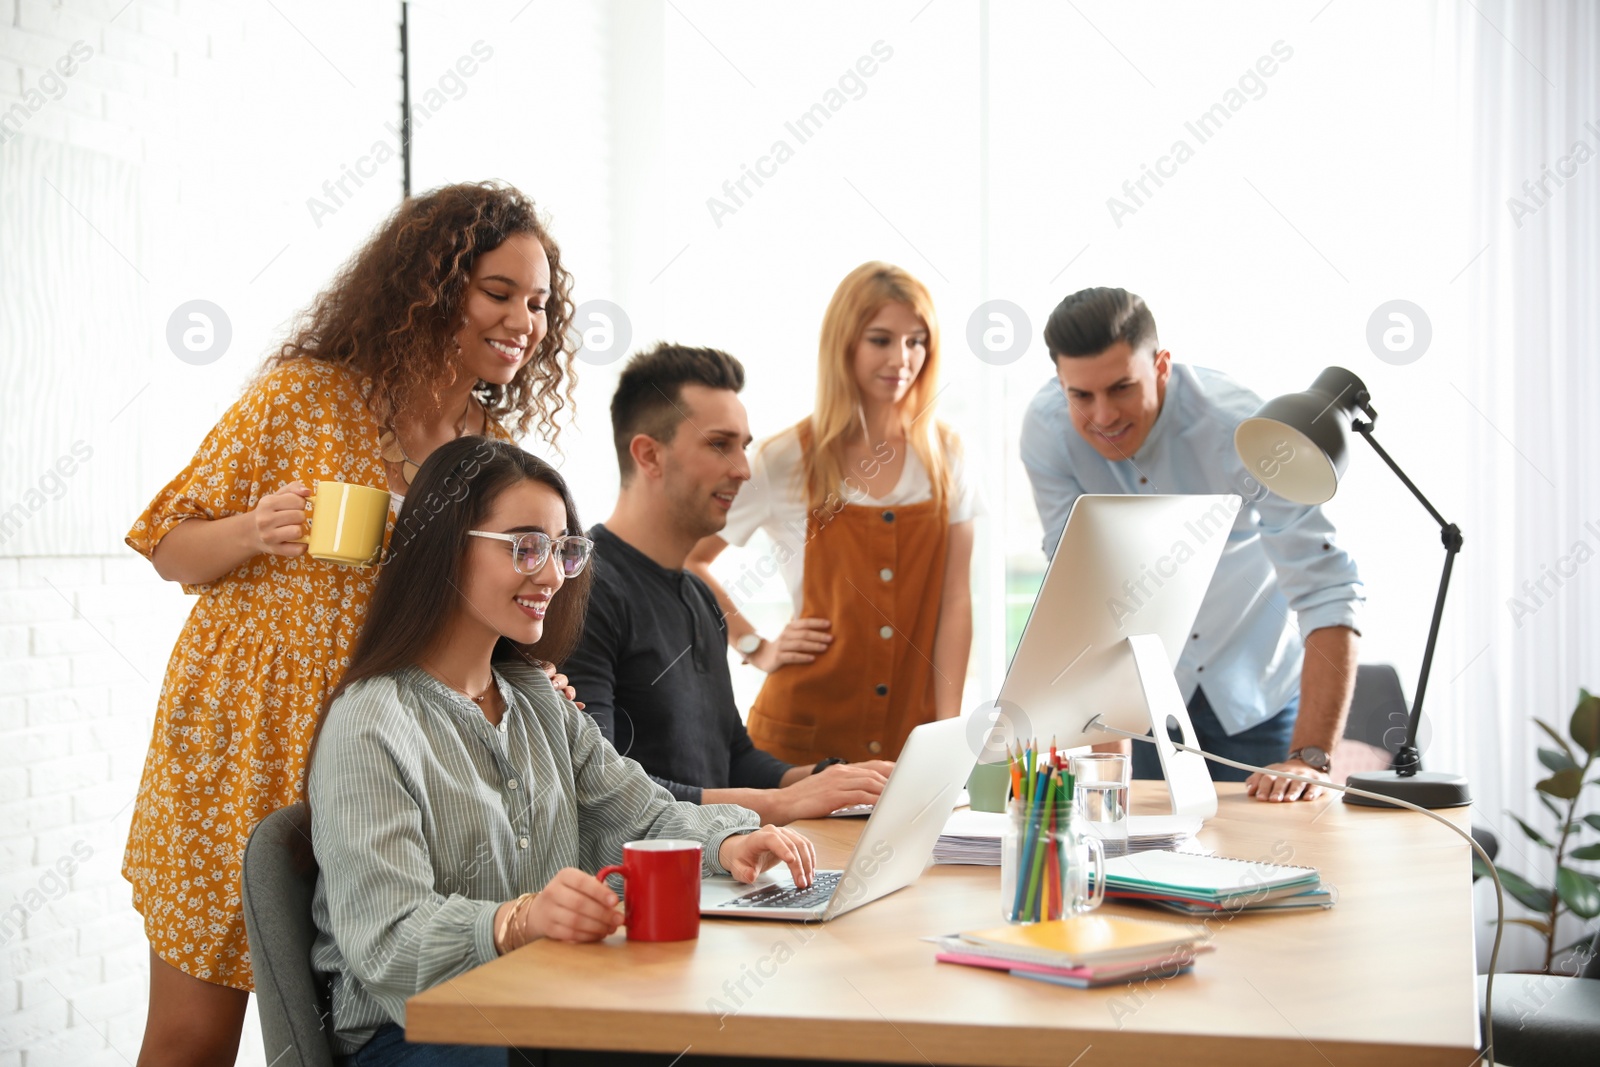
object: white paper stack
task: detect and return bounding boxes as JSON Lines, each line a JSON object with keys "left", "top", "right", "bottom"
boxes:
{"left": 932, "top": 810, "right": 1204, "bottom": 865}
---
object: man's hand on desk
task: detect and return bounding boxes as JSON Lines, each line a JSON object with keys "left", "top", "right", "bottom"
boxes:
{"left": 720, "top": 825, "right": 817, "bottom": 887}
{"left": 1244, "top": 759, "right": 1329, "bottom": 802}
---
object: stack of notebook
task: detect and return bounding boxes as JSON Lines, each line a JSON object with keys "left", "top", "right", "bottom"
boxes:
{"left": 933, "top": 809, "right": 1202, "bottom": 864}
{"left": 932, "top": 914, "right": 1213, "bottom": 988}
{"left": 1101, "top": 850, "right": 1335, "bottom": 914}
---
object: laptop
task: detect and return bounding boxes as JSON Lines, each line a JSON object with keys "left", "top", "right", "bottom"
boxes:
{"left": 700, "top": 716, "right": 976, "bottom": 921}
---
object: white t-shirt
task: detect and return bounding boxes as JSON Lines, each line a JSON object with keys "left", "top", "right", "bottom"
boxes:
{"left": 720, "top": 425, "right": 983, "bottom": 609}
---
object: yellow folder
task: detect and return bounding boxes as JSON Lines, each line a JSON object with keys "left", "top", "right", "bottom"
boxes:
{"left": 959, "top": 914, "right": 1208, "bottom": 967}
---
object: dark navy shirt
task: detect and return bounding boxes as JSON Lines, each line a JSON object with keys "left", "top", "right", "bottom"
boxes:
{"left": 562, "top": 523, "right": 793, "bottom": 803}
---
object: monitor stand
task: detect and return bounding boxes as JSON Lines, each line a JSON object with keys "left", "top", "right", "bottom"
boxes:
{"left": 1124, "top": 633, "right": 1217, "bottom": 819}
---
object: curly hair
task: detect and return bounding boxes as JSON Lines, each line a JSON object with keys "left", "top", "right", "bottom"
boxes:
{"left": 266, "top": 181, "right": 577, "bottom": 446}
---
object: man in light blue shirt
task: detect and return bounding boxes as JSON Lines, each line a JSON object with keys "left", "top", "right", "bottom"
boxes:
{"left": 1019, "top": 288, "right": 1364, "bottom": 803}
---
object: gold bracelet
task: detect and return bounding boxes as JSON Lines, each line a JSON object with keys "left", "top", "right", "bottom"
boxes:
{"left": 511, "top": 891, "right": 539, "bottom": 945}
{"left": 495, "top": 892, "right": 536, "bottom": 954}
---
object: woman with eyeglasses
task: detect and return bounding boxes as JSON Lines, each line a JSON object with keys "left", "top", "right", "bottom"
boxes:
{"left": 308, "top": 437, "right": 814, "bottom": 1065}
{"left": 122, "top": 182, "right": 583, "bottom": 1066}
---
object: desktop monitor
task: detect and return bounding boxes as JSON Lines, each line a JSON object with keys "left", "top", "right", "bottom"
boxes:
{"left": 982, "top": 494, "right": 1238, "bottom": 816}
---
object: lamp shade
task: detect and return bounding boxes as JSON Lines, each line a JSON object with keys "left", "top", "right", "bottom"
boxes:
{"left": 1234, "top": 366, "right": 1370, "bottom": 505}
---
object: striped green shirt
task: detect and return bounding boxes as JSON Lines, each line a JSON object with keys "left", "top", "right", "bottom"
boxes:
{"left": 308, "top": 660, "right": 759, "bottom": 1054}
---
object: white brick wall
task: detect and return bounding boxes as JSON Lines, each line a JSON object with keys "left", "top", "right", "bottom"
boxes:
{"left": 2, "top": 1, "right": 404, "bottom": 1063}
{"left": 1, "top": 556, "right": 196, "bottom": 1065}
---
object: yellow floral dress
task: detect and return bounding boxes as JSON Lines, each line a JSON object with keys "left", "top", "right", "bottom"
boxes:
{"left": 123, "top": 357, "right": 507, "bottom": 989}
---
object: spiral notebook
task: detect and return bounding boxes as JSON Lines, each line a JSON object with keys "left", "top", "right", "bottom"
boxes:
{"left": 1101, "top": 850, "right": 1322, "bottom": 909}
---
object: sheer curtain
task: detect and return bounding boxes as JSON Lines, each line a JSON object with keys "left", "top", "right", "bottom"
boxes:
{"left": 1444, "top": 0, "right": 1600, "bottom": 971}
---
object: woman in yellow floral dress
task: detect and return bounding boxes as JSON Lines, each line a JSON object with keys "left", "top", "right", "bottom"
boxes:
{"left": 123, "top": 182, "right": 579, "bottom": 1066}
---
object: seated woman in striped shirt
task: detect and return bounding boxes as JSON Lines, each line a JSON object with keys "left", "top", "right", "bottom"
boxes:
{"left": 307, "top": 437, "right": 814, "bottom": 1066}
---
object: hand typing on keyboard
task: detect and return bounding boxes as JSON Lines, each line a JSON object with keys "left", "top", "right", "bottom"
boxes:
{"left": 725, "top": 871, "right": 843, "bottom": 908}
{"left": 719, "top": 824, "right": 817, "bottom": 888}
{"left": 770, "top": 760, "right": 895, "bottom": 821}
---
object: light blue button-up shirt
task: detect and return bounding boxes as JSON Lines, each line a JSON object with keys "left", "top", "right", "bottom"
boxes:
{"left": 1019, "top": 363, "right": 1364, "bottom": 736}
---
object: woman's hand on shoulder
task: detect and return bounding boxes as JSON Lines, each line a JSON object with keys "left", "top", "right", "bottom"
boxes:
{"left": 540, "top": 661, "right": 583, "bottom": 709}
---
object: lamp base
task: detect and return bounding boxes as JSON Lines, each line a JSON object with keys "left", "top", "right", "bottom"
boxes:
{"left": 1342, "top": 769, "right": 1471, "bottom": 808}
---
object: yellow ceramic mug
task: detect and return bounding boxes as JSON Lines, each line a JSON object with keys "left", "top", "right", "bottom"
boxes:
{"left": 293, "top": 481, "right": 390, "bottom": 566}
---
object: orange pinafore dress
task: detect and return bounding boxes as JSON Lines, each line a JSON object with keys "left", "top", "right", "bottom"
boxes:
{"left": 745, "top": 466, "right": 949, "bottom": 766}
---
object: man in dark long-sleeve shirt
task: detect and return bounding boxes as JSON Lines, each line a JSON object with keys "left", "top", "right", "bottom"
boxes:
{"left": 568, "top": 523, "right": 791, "bottom": 801}
{"left": 562, "top": 343, "right": 892, "bottom": 825}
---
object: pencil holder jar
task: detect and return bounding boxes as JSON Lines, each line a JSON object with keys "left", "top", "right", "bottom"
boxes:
{"left": 999, "top": 798, "right": 1105, "bottom": 924}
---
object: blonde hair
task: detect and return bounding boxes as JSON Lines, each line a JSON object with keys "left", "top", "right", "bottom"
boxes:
{"left": 797, "top": 262, "right": 952, "bottom": 511}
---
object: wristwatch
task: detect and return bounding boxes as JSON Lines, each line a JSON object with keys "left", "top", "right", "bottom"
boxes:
{"left": 1287, "top": 745, "right": 1332, "bottom": 772}
{"left": 735, "top": 633, "right": 763, "bottom": 662}
{"left": 813, "top": 757, "right": 846, "bottom": 776}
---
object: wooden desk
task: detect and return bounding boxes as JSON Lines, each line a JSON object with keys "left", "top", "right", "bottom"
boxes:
{"left": 407, "top": 784, "right": 1479, "bottom": 1066}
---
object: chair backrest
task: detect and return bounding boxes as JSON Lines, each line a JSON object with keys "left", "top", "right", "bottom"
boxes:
{"left": 1343, "top": 664, "right": 1410, "bottom": 756}
{"left": 241, "top": 802, "right": 336, "bottom": 1067}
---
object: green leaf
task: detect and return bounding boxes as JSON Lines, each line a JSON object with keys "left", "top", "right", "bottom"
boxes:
{"left": 1572, "top": 690, "right": 1600, "bottom": 755}
{"left": 1569, "top": 843, "right": 1600, "bottom": 861}
{"left": 1536, "top": 717, "right": 1576, "bottom": 761}
{"left": 1502, "top": 916, "right": 1554, "bottom": 936}
{"left": 1558, "top": 932, "right": 1598, "bottom": 957}
{"left": 1508, "top": 813, "right": 1554, "bottom": 848}
{"left": 1472, "top": 854, "right": 1494, "bottom": 879}
{"left": 1556, "top": 866, "right": 1600, "bottom": 919}
{"left": 1540, "top": 794, "right": 1565, "bottom": 820}
{"left": 1496, "top": 866, "right": 1555, "bottom": 913}
{"left": 1585, "top": 814, "right": 1600, "bottom": 832}
{"left": 1539, "top": 747, "right": 1580, "bottom": 772}
{"left": 1538, "top": 768, "right": 1584, "bottom": 800}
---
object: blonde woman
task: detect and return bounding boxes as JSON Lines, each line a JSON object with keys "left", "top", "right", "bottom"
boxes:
{"left": 688, "top": 262, "right": 979, "bottom": 765}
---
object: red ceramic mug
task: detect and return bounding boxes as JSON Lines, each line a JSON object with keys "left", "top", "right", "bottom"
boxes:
{"left": 596, "top": 839, "right": 702, "bottom": 942}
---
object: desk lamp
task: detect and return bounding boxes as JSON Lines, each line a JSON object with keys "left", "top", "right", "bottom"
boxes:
{"left": 1234, "top": 366, "right": 1471, "bottom": 808}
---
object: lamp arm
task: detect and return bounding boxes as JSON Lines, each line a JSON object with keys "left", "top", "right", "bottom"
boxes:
{"left": 1351, "top": 420, "right": 1453, "bottom": 532}
{"left": 1398, "top": 537, "right": 1461, "bottom": 770}
{"left": 1350, "top": 421, "right": 1464, "bottom": 775}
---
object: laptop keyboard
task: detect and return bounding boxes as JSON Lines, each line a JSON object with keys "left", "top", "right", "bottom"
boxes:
{"left": 720, "top": 870, "right": 843, "bottom": 910}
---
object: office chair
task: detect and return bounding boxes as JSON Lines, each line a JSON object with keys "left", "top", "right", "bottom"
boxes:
{"left": 241, "top": 802, "right": 336, "bottom": 1067}
{"left": 1337, "top": 664, "right": 1499, "bottom": 873}
{"left": 1478, "top": 924, "right": 1600, "bottom": 1066}
{"left": 1340, "top": 664, "right": 1410, "bottom": 762}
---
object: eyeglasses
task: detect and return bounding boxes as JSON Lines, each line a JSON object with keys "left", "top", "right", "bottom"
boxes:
{"left": 467, "top": 530, "right": 594, "bottom": 578}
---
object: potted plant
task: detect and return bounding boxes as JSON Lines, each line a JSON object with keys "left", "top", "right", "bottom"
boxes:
{"left": 1477, "top": 689, "right": 1600, "bottom": 973}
